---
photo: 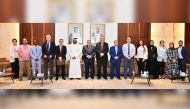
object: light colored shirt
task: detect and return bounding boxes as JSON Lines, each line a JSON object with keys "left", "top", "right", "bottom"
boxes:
{"left": 136, "top": 45, "right": 148, "bottom": 59}
{"left": 9, "top": 45, "right": 19, "bottom": 62}
{"left": 157, "top": 47, "right": 167, "bottom": 62}
{"left": 122, "top": 43, "right": 136, "bottom": 58}
{"left": 18, "top": 44, "right": 31, "bottom": 61}
{"left": 178, "top": 47, "right": 183, "bottom": 59}
{"left": 115, "top": 46, "right": 118, "bottom": 54}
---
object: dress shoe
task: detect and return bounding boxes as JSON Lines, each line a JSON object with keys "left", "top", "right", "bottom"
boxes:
{"left": 103, "top": 77, "right": 107, "bottom": 80}
{"left": 181, "top": 78, "right": 185, "bottom": 81}
{"left": 129, "top": 76, "right": 133, "bottom": 79}
{"left": 77, "top": 78, "right": 81, "bottom": 80}
{"left": 44, "top": 77, "right": 48, "bottom": 80}
{"left": 39, "top": 78, "right": 42, "bottom": 80}
{"left": 50, "top": 77, "right": 53, "bottom": 80}
{"left": 124, "top": 76, "right": 127, "bottom": 79}
{"left": 91, "top": 77, "right": 94, "bottom": 79}
{"left": 55, "top": 78, "right": 58, "bottom": 81}
{"left": 103, "top": 75, "right": 107, "bottom": 79}
{"left": 117, "top": 77, "right": 121, "bottom": 80}
{"left": 62, "top": 77, "right": 66, "bottom": 80}
{"left": 98, "top": 77, "right": 101, "bottom": 80}
{"left": 70, "top": 78, "right": 73, "bottom": 80}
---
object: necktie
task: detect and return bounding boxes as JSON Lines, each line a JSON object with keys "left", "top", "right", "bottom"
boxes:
{"left": 88, "top": 45, "right": 90, "bottom": 49}
{"left": 60, "top": 46, "right": 62, "bottom": 56}
{"left": 36, "top": 46, "right": 38, "bottom": 56}
{"left": 46, "top": 42, "right": 50, "bottom": 52}
{"left": 101, "top": 44, "right": 103, "bottom": 51}
{"left": 128, "top": 44, "right": 130, "bottom": 56}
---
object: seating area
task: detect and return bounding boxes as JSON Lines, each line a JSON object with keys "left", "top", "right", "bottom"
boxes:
{"left": 0, "top": 52, "right": 189, "bottom": 88}
{"left": 0, "top": 58, "right": 12, "bottom": 73}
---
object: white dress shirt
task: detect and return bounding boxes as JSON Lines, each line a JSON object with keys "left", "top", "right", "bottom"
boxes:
{"left": 122, "top": 43, "right": 136, "bottom": 58}
{"left": 9, "top": 45, "right": 19, "bottom": 62}
{"left": 115, "top": 46, "right": 118, "bottom": 54}
{"left": 178, "top": 47, "right": 183, "bottom": 59}
{"left": 136, "top": 45, "right": 148, "bottom": 59}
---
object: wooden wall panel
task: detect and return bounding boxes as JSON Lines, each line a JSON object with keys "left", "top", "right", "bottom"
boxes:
{"left": 19, "top": 23, "right": 55, "bottom": 45}
{"left": 185, "top": 23, "right": 190, "bottom": 64}
{"left": 136, "top": 0, "right": 189, "bottom": 22}
{"left": 118, "top": 23, "right": 151, "bottom": 46}
{"left": 0, "top": 0, "right": 25, "bottom": 22}
{"left": 19, "top": 23, "right": 32, "bottom": 45}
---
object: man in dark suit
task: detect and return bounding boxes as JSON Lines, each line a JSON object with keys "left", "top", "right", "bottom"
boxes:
{"left": 82, "top": 40, "right": 96, "bottom": 79}
{"left": 96, "top": 36, "right": 109, "bottom": 80}
{"left": 109, "top": 40, "right": 123, "bottom": 80}
{"left": 178, "top": 40, "right": 188, "bottom": 81}
{"left": 55, "top": 39, "right": 67, "bottom": 80}
{"left": 42, "top": 34, "right": 56, "bottom": 80}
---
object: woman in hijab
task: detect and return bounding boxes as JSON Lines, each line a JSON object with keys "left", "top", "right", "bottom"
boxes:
{"left": 166, "top": 42, "right": 179, "bottom": 79}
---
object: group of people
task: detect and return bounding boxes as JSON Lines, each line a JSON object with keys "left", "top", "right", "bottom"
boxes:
{"left": 9, "top": 34, "right": 188, "bottom": 81}
{"left": 136, "top": 39, "right": 188, "bottom": 81}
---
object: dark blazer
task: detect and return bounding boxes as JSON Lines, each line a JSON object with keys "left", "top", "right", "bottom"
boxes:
{"left": 55, "top": 45, "right": 67, "bottom": 60}
{"left": 96, "top": 42, "right": 109, "bottom": 60}
{"left": 178, "top": 47, "right": 188, "bottom": 62}
{"left": 109, "top": 46, "right": 123, "bottom": 63}
{"left": 82, "top": 45, "right": 96, "bottom": 61}
{"left": 42, "top": 41, "right": 56, "bottom": 59}
{"left": 147, "top": 45, "right": 157, "bottom": 61}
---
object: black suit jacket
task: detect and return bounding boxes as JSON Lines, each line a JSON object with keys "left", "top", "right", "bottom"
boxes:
{"left": 55, "top": 45, "right": 67, "bottom": 60}
{"left": 147, "top": 45, "right": 157, "bottom": 61}
{"left": 177, "top": 47, "right": 188, "bottom": 62}
{"left": 42, "top": 41, "right": 56, "bottom": 59}
{"left": 96, "top": 42, "right": 109, "bottom": 60}
{"left": 82, "top": 45, "right": 96, "bottom": 61}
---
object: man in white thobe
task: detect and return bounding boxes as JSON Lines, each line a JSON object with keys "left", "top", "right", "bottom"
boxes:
{"left": 68, "top": 38, "right": 82, "bottom": 80}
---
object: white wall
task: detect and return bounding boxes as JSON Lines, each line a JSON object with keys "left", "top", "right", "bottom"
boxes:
{"left": 116, "top": 0, "right": 135, "bottom": 22}
{"left": 25, "top": 0, "right": 135, "bottom": 22}
{"left": 26, "top": 0, "right": 48, "bottom": 22}
{"left": 0, "top": 23, "right": 20, "bottom": 58}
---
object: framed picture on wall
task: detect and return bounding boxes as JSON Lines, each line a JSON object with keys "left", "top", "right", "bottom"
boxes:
{"left": 68, "top": 23, "right": 83, "bottom": 44}
{"left": 90, "top": 24, "right": 105, "bottom": 45}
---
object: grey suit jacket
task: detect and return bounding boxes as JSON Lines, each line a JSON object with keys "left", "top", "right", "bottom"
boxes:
{"left": 82, "top": 45, "right": 96, "bottom": 60}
